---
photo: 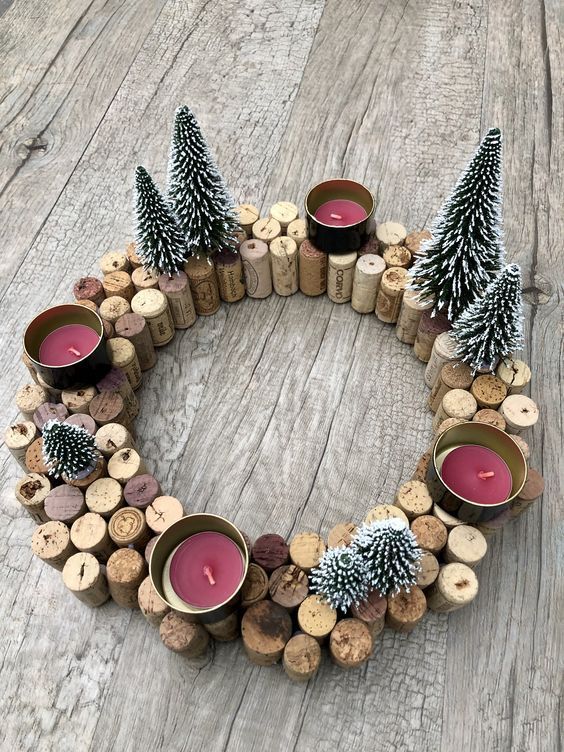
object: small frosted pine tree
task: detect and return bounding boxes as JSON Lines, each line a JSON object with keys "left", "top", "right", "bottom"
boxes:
{"left": 134, "top": 165, "right": 187, "bottom": 275}
{"left": 42, "top": 420, "right": 99, "bottom": 479}
{"left": 452, "top": 263, "right": 524, "bottom": 373}
{"left": 310, "top": 545, "right": 370, "bottom": 612}
{"left": 353, "top": 519, "right": 422, "bottom": 596}
{"left": 167, "top": 106, "right": 240, "bottom": 255}
{"left": 410, "top": 127, "right": 505, "bottom": 321}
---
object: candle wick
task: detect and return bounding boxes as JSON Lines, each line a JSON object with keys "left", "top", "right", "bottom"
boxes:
{"left": 68, "top": 346, "right": 81, "bottom": 357}
{"left": 203, "top": 565, "right": 216, "bottom": 586}
{"left": 478, "top": 470, "right": 495, "bottom": 479}
{"left": 330, "top": 213, "right": 343, "bottom": 220}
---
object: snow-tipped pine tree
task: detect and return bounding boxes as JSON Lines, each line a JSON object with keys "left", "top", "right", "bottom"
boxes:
{"left": 452, "top": 263, "right": 524, "bottom": 374}
{"left": 42, "top": 420, "right": 99, "bottom": 479}
{"left": 134, "top": 165, "right": 187, "bottom": 275}
{"left": 310, "top": 545, "right": 370, "bottom": 612}
{"left": 409, "top": 127, "right": 505, "bottom": 321}
{"left": 353, "top": 518, "right": 422, "bottom": 596}
{"left": 167, "top": 106, "right": 240, "bottom": 255}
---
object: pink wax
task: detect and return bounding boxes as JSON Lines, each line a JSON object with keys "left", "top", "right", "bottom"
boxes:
{"left": 314, "top": 199, "right": 368, "bottom": 226}
{"left": 441, "top": 445, "right": 512, "bottom": 505}
{"left": 169, "top": 532, "right": 245, "bottom": 608}
{"left": 39, "top": 324, "right": 100, "bottom": 367}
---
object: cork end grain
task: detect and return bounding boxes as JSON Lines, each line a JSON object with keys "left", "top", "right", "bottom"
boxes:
{"left": 411, "top": 515, "right": 448, "bottom": 554}
{"left": 283, "top": 634, "right": 321, "bottom": 681}
{"left": 241, "top": 600, "right": 292, "bottom": 664}
{"left": 329, "top": 619, "right": 373, "bottom": 668}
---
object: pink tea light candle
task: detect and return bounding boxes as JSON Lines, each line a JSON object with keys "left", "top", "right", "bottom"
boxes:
{"left": 440, "top": 445, "right": 512, "bottom": 505}
{"left": 39, "top": 324, "right": 100, "bottom": 366}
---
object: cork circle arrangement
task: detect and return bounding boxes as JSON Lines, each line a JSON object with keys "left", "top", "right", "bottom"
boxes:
{"left": 7, "top": 109, "right": 544, "bottom": 680}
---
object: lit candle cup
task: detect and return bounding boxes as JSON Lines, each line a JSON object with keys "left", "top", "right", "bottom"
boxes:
{"left": 24, "top": 304, "right": 111, "bottom": 390}
{"left": 426, "top": 423, "right": 527, "bottom": 522}
{"left": 150, "top": 514, "right": 249, "bottom": 623}
{"left": 305, "top": 179, "right": 375, "bottom": 254}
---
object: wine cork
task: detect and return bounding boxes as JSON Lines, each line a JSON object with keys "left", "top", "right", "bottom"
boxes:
{"left": 507, "top": 468, "right": 544, "bottom": 520}
{"left": 160, "top": 612, "right": 209, "bottom": 655}
{"left": 106, "top": 337, "right": 142, "bottom": 390}
{"left": 214, "top": 249, "right": 246, "bottom": 303}
{"left": 131, "top": 266, "right": 159, "bottom": 292}
{"left": 36, "top": 373, "right": 63, "bottom": 402}
{"left": 297, "top": 594, "right": 337, "bottom": 643}
{"left": 89, "top": 391, "right": 128, "bottom": 427}
{"left": 436, "top": 417, "right": 468, "bottom": 436}
{"left": 236, "top": 204, "right": 260, "bottom": 236}
{"left": 364, "top": 504, "right": 409, "bottom": 526}
{"left": 405, "top": 229, "right": 431, "bottom": 259}
{"left": 252, "top": 217, "right": 281, "bottom": 245}
{"left": 269, "top": 201, "right": 298, "bottom": 230}
{"left": 376, "top": 222, "right": 407, "bottom": 251}
{"left": 44, "top": 485, "right": 86, "bottom": 524}
{"left": 395, "top": 480, "right": 433, "bottom": 519}
{"left": 433, "top": 389, "right": 478, "bottom": 430}
{"left": 472, "top": 408, "right": 506, "bottom": 431}
{"left": 329, "top": 619, "right": 373, "bottom": 667}
{"left": 64, "top": 455, "right": 107, "bottom": 489}
{"left": 327, "top": 252, "right": 357, "bottom": 303}
{"left": 299, "top": 239, "right": 327, "bottom": 296}
{"left": 474, "top": 510, "right": 512, "bottom": 536}
{"left": 137, "top": 577, "right": 170, "bottom": 627}
{"left": 99, "top": 251, "right": 130, "bottom": 275}
{"left": 21, "top": 351, "right": 39, "bottom": 383}
{"left": 62, "top": 552, "right": 110, "bottom": 607}
{"left": 108, "top": 506, "right": 149, "bottom": 549}
{"left": 107, "top": 448, "right": 146, "bottom": 485}
{"left": 287, "top": 218, "right": 308, "bottom": 248}
{"left": 432, "top": 503, "right": 465, "bottom": 529}
{"left": 33, "top": 402, "right": 69, "bottom": 431}
{"left": 416, "top": 550, "right": 440, "bottom": 589}
{"left": 412, "top": 450, "right": 432, "bottom": 482}
{"left": 327, "top": 521, "right": 357, "bottom": 548}
{"left": 411, "top": 515, "right": 448, "bottom": 554}
{"left": 102, "top": 319, "right": 114, "bottom": 339}
{"left": 25, "top": 437, "right": 51, "bottom": 476}
{"left": 73, "top": 276, "right": 106, "bottom": 306}
{"left": 240, "top": 239, "right": 272, "bottom": 299}
{"left": 124, "top": 474, "right": 161, "bottom": 509}
{"left": 99, "top": 295, "right": 131, "bottom": 325}
{"left": 350, "top": 589, "right": 387, "bottom": 639}
{"left": 510, "top": 434, "right": 530, "bottom": 460}
{"left": 424, "top": 332, "right": 459, "bottom": 388}
{"left": 498, "top": 395, "right": 539, "bottom": 434}
{"left": 4, "top": 421, "right": 38, "bottom": 469}
{"left": 396, "top": 289, "right": 433, "bottom": 344}
{"left": 270, "top": 236, "right": 298, "bottom": 296}
{"left": 144, "top": 535, "right": 159, "bottom": 564}
{"left": 96, "top": 368, "right": 139, "bottom": 422}
{"left": 383, "top": 244, "right": 411, "bottom": 269}
{"left": 269, "top": 565, "right": 309, "bottom": 612}
{"left": 240, "top": 563, "right": 269, "bottom": 608}
{"left": 283, "top": 633, "right": 321, "bottom": 682}
{"left": 429, "top": 361, "right": 474, "bottom": 412}
{"left": 496, "top": 358, "right": 531, "bottom": 395}
{"left": 126, "top": 241, "right": 142, "bottom": 269}
{"left": 76, "top": 299, "right": 98, "bottom": 312}
{"left": 386, "top": 586, "right": 427, "bottom": 632}
{"left": 70, "top": 512, "right": 115, "bottom": 562}
{"left": 158, "top": 271, "right": 197, "bottom": 329}
{"left": 102, "top": 271, "right": 135, "bottom": 302}
{"left": 252, "top": 534, "right": 289, "bottom": 572}
{"left": 358, "top": 235, "right": 380, "bottom": 256}
{"left": 288, "top": 532, "right": 326, "bottom": 572}
{"left": 426, "top": 563, "right": 478, "bottom": 612}
{"left": 85, "top": 477, "right": 124, "bottom": 518}
{"left": 375, "top": 267, "right": 408, "bottom": 323}
{"left": 241, "top": 600, "right": 292, "bottom": 665}
{"left": 95, "top": 423, "right": 136, "bottom": 457}
{"left": 16, "top": 384, "right": 49, "bottom": 420}
{"left": 145, "top": 495, "right": 184, "bottom": 534}
{"left": 444, "top": 525, "right": 487, "bottom": 567}
{"left": 203, "top": 612, "right": 240, "bottom": 642}
{"left": 61, "top": 386, "right": 97, "bottom": 415}
{"left": 234, "top": 228, "right": 248, "bottom": 247}
{"left": 32, "top": 520, "right": 77, "bottom": 570}
{"left": 351, "top": 254, "right": 386, "bottom": 313}
{"left": 183, "top": 255, "right": 221, "bottom": 316}
{"left": 15, "top": 473, "right": 51, "bottom": 523}
{"left": 470, "top": 375, "right": 508, "bottom": 409}
{"left": 131, "top": 289, "right": 175, "bottom": 345}
{"left": 414, "top": 310, "right": 451, "bottom": 363}
{"left": 106, "top": 547, "right": 147, "bottom": 608}
{"left": 114, "top": 312, "right": 156, "bottom": 371}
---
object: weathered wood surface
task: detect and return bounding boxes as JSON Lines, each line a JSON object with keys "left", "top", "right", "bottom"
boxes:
{"left": 0, "top": 0, "right": 561, "bottom": 750}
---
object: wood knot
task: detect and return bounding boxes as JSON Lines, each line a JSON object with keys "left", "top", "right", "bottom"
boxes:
{"left": 522, "top": 274, "right": 553, "bottom": 305}
{"left": 16, "top": 135, "right": 48, "bottom": 161}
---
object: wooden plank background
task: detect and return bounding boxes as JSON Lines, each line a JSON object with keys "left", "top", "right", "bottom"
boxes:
{"left": 0, "top": 0, "right": 561, "bottom": 750}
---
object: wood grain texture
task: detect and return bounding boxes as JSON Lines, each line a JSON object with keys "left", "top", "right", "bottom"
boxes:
{"left": 0, "top": 0, "right": 561, "bottom": 750}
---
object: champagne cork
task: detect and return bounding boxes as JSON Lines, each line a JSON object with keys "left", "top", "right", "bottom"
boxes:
{"left": 240, "top": 239, "right": 272, "bottom": 299}
{"left": 432, "top": 503, "right": 465, "bottom": 529}
{"left": 64, "top": 455, "right": 107, "bottom": 489}
{"left": 429, "top": 361, "right": 474, "bottom": 412}
{"left": 470, "top": 375, "right": 508, "bottom": 409}
{"left": 4, "top": 421, "right": 38, "bottom": 469}
{"left": 89, "top": 391, "right": 128, "bottom": 427}
{"left": 424, "top": 332, "right": 459, "bottom": 388}
{"left": 383, "top": 245, "right": 411, "bottom": 269}
{"left": 145, "top": 495, "right": 184, "bottom": 534}
{"left": 108, "top": 506, "right": 149, "bottom": 549}
{"left": 15, "top": 473, "right": 51, "bottom": 523}
{"left": 131, "top": 267, "right": 159, "bottom": 292}
{"left": 76, "top": 299, "right": 98, "bottom": 312}
{"left": 33, "top": 402, "right": 69, "bottom": 431}
{"left": 95, "top": 423, "right": 136, "bottom": 457}
{"left": 472, "top": 408, "right": 506, "bottom": 431}
{"left": 297, "top": 594, "right": 337, "bottom": 643}
{"left": 158, "top": 272, "right": 197, "bottom": 329}
{"left": 412, "top": 450, "right": 432, "bottom": 482}
{"left": 327, "top": 522, "right": 357, "bottom": 548}
{"left": 498, "top": 395, "right": 539, "bottom": 434}
{"left": 160, "top": 612, "right": 209, "bottom": 655}
{"left": 124, "top": 474, "right": 161, "bottom": 509}
{"left": 365, "top": 504, "right": 409, "bottom": 526}
{"left": 184, "top": 255, "right": 221, "bottom": 316}
{"left": 99, "top": 295, "right": 131, "bottom": 325}
{"left": 106, "top": 337, "right": 142, "bottom": 390}
{"left": 21, "top": 351, "right": 39, "bottom": 383}
{"left": 327, "top": 252, "right": 357, "bottom": 303}
{"left": 99, "top": 251, "right": 130, "bottom": 275}
{"left": 287, "top": 218, "right": 308, "bottom": 248}
{"left": 16, "top": 384, "right": 48, "bottom": 420}
{"left": 386, "top": 586, "right": 427, "bottom": 632}
{"left": 25, "top": 437, "right": 51, "bottom": 476}
{"left": 395, "top": 480, "right": 433, "bottom": 519}
{"left": 44, "top": 485, "right": 86, "bottom": 524}
{"left": 85, "top": 477, "right": 124, "bottom": 518}
{"left": 269, "top": 201, "right": 299, "bottom": 230}
{"left": 236, "top": 204, "right": 260, "bottom": 236}
{"left": 444, "top": 525, "right": 487, "bottom": 567}
{"left": 436, "top": 417, "right": 468, "bottom": 435}
{"left": 426, "top": 563, "right": 478, "bottom": 612}
{"left": 214, "top": 249, "right": 246, "bottom": 303}
{"left": 252, "top": 534, "right": 289, "bottom": 572}
{"left": 416, "top": 550, "right": 440, "bottom": 589}
{"left": 102, "top": 271, "right": 135, "bottom": 302}
{"left": 411, "top": 515, "right": 448, "bottom": 554}
{"left": 126, "top": 241, "right": 142, "bottom": 269}
{"left": 131, "top": 289, "right": 175, "bottom": 345}
{"left": 375, "top": 267, "right": 408, "bottom": 323}
{"left": 62, "top": 386, "right": 98, "bottom": 415}
{"left": 496, "top": 358, "right": 531, "bottom": 395}
{"left": 351, "top": 254, "right": 386, "bottom": 313}
{"left": 329, "top": 619, "right": 373, "bottom": 667}
{"left": 106, "top": 548, "right": 147, "bottom": 608}
{"left": 433, "top": 389, "right": 478, "bottom": 430}
{"left": 240, "top": 563, "right": 269, "bottom": 608}
{"left": 376, "top": 222, "right": 407, "bottom": 251}
{"left": 405, "top": 229, "right": 431, "bottom": 259}
{"left": 32, "top": 520, "right": 77, "bottom": 570}
{"left": 137, "top": 577, "right": 170, "bottom": 627}
{"left": 350, "top": 589, "right": 387, "bottom": 639}
{"left": 288, "top": 532, "right": 325, "bottom": 572}
{"left": 203, "top": 612, "right": 240, "bottom": 642}
{"left": 144, "top": 536, "right": 159, "bottom": 565}
{"left": 252, "top": 217, "right": 281, "bottom": 244}
{"left": 62, "top": 552, "right": 110, "bottom": 607}
{"left": 414, "top": 310, "right": 451, "bottom": 363}
{"left": 96, "top": 368, "right": 139, "bottom": 421}
{"left": 270, "top": 236, "right": 298, "bottom": 296}
{"left": 107, "top": 448, "right": 146, "bottom": 485}
{"left": 396, "top": 289, "right": 433, "bottom": 344}
{"left": 241, "top": 600, "right": 292, "bottom": 665}
{"left": 283, "top": 633, "right": 321, "bottom": 682}
{"left": 299, "top": 239, "right": 327, "bottom": 296}
{"left": 269, "top": 565, "right": 309, "bottom": 612}
{"left": 114, "top": 313, "right": 156, "bottom": 371}
{"left": 73, "top": 276, "right": 106, "bottom": 306}
{"left": 70, "top": 512, "right": 115, "bottom": 562}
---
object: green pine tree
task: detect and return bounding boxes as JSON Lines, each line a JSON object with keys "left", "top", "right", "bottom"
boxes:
{"left": 42, "top": 420, "right": 99, "bottom": 479}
